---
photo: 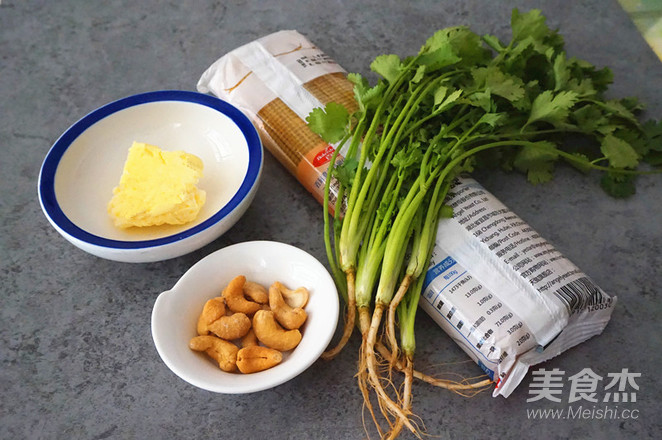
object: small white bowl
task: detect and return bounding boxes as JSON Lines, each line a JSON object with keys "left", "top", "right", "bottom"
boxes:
{"left": 38, "top": 90, "right": 263, "bottom": 263}
{"left": 151, "top": 241, "right": 339, "bottom": 394}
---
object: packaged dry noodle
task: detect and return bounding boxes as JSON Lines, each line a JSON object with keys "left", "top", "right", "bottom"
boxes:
{"left": 197, "top": 30, "right": 356, "bottom": 211}
{"left": 420, "top": 176, "right": 615, "bottom": 397}
{"left": 197, "top": 30, "right": 616, "bottom": 397}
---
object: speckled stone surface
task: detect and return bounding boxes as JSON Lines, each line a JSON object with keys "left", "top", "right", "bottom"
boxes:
{"left": 1, "top": 1, "right": 661, "bottom": 439}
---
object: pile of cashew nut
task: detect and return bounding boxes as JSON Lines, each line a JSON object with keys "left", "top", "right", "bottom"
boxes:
{"left": 189, "top": 275, "right": 310, "bottom": 374}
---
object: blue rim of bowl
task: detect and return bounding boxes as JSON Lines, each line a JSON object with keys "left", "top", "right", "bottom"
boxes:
{"left": 38, "top": 90, "right": 263, "bottom": 250}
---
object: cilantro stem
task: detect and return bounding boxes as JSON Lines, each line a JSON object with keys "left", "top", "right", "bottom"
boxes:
{"left": 322, "top": 134, "right": 349, "bottom": 301}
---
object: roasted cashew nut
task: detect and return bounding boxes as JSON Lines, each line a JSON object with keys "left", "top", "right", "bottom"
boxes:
{"left": 252, "top": 310, "right": 302, "bottom": 351}
{"left": 208, "top": 312, "right": 252, "bottom": 340}
{"left": 243, "top": 281, "right": 269, "bottom": 304}
{"left": 196, "top": 297, "right": 226, "bottom": 336}
{"left": 236, "top": 346, "right": 283, "bottom": 374}
{"left": 223, "top": 275, "right": 262, "bottom": 315}
{"left": 189, "top": 335, "right": 239, "bottom": 372}
{"left": 274, "top": 281, "right": 309, "bottom": 309}
{"left": 240, "top": 328, "right": 258, "bottom": 348}
{"left": 269, "top": 282, "right": 308, "bottom": 330}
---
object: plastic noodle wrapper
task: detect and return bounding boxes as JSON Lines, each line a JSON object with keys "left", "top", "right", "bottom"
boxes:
{"left": 197, "top": 30, "right": 357, "bottom": 212}
{"left": 420, "top": 176, "right": 616, "bottom": 397}
{"left": 197, "top": 30, "right": 617, "bottom": 398}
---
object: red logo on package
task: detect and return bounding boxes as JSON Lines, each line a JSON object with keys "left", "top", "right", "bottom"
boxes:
{"left": 312, "top": 145, "right": 335, "bottom": 167}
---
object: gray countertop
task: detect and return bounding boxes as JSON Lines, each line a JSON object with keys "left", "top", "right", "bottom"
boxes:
{"left": 2, "top": 1, "right": 661, "bottom": 439}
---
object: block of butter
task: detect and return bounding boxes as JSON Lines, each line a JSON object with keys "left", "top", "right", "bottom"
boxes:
{"left": 108, "top": 142, "right": 206, "bottom": 228}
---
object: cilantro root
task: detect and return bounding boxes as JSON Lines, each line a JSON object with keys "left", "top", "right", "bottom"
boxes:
{"left": 308, "top": 8, "right": 661, "bottom": 439}
{"left": 320, "top": 270, "right": 355, "bottom": 360}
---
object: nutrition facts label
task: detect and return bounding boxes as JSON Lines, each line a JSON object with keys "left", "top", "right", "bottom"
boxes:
{"left": 421, "top": 251, "right": 536, "bottom": 381}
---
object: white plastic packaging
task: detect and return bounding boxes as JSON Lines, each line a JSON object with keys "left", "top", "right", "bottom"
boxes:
{"left": 420, "top": 176, "right": 616, "bottom": 397}
{"left": 197, "top": 30, "right": 355, "bottom": 212}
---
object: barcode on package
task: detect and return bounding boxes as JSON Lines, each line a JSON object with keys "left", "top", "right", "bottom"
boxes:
{"left": 553, "top": 277, "right": 606, "bottom": 314}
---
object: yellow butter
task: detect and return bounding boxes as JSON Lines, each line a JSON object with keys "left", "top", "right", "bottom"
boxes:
{"left": 108, "top": 142, "right": 206, "bottom": 228}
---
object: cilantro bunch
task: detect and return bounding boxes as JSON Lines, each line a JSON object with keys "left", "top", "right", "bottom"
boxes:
{"left": 306, "top": 9, "right": 660, "bottom": 438}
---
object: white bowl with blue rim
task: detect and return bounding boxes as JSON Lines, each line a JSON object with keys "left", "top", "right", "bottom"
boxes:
{"left": 38, "top": 90, "right": 263, "bottom": 263}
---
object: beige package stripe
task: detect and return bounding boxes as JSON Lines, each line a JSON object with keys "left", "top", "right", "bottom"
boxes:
{"left": 257, "top": 73, "right": 359, "bottom": 175}
{"left": 303, "top": 72, "right": 358, "bottom": 115}
{"left": 258, "top": 98, "right": 327, "bottom": 175}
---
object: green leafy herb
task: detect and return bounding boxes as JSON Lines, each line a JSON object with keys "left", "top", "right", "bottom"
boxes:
{"left": 601, "top": 172, "right": 637, "bottom": 198}
{"left": 600, "top": 134, "right": 639, "bottom": 169}
{"left": 525, "top": 90, "right": 579, "bottom": 128}
{"left": 307, "top": 9, "right": 660, "bottom": 438}
{"left": 305, "top": 102, "right": 349, "bottom": 143}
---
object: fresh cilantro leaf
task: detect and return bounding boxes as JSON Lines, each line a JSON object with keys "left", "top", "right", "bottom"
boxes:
{"left": 412, "top": 65, "right": 427, "bottom": 83}
{"left": 444, "top": 26, "right": 492, "bottom": 66}
{"left": 425, "top": 27, "right": 471, "bottom": 54}
{"left": 545, "top": 30, "right": 566, "bottom": 53}
{"left": 565, "top": 77, "right": 598, "bottom": 97}
{"left": 459, "top": 156, "right": 478, "bottom": 174}
{"left": 370, "top": 54, "right": 403, "bottom": 84}
{"left": 600, "top": 134, "right": 639, "bottom": 169}
{"left": 506, "top": 35, "right": 539, "bottom": 59}
{"left": 641, "top": 119, "right": 662, "bottom": 164}
{"left": 438, "top": 205, "right": 454, "bottom": 218}
{"left": 513, "top": 141, "right": 559, "bottom": 184}
{"left": 566, "top": 152, "right": 592, "bottom": 174}
{"left": 587, "top": 66, "right": 614, "bottom": 93}
{"left": 306, "top": 102, "right": 349, "bottom": 144}
{"left": 468, "top": 90, "right": 493, "bottom": 112}
{"left": 349, "top": 73, "right": 385, "bottom": 112}
{"left": 334, "top": 157, "right": 358, "bottom": 187}
{"left": 392, "top": 142, "right": 424, "bottom": 169}
{"left": 525, "top": 90, "right": 578, "bottom": 127}
{"left": 644, "top": 151, "right": 662, "bottom": 166}
{"left": 572, "top": 104, "right": 607, "bottom": 133}
{"left": 511, "top": 9, "right": 551, "bottom": 43}
{"left": 601, "top": 99, "right": 641, "bottom": 126}
{"left": 614, "top": 128, "right": 650, "bottom": 156}
{"left": 596, "top": 123, "right": 622, "bottom": 137}
{"left": 420, "top": 25, "right": 492, "bottom": 70}
{"left": 434, "top": 87, "right": 462, "bottom": 111}
{"left": 526, "top": 161, "right": 555, "bottom": 184}
{"left": 620, "top": 96, "right": 645, "bottom": 113}
{"left": 552, "top": 53, "right": 570, "bottom": 91}
{"left": 478, "top": 112, "right": 505, "bottom": 128}
{"left": 433, "top": 85, "right": 448, "bottom": 106}
{"left": 642, "top": 119, "right": 662, "bottom": 146}
{"left": 482, "top": 34, "right": 505, "bottom": 52}
{"left": 417, "top": 43, "right": 461, "bottom": 72}
{"left": 472, "top": 66, "right": 526, "bottom": 103}
{"left": 600, "top": 172, "right": 636, "bottom": 198}
{"left": 346, "top": 72, "right": 363, "bottom": 86}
